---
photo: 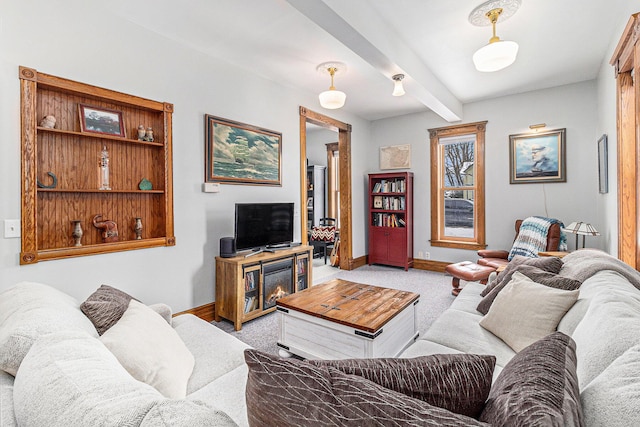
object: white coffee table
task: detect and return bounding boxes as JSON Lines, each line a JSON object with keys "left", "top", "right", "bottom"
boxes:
{"left": 276, "top": 278, "right": 419, "bottom": 359}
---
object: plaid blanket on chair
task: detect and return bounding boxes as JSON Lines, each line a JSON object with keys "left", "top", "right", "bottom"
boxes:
{"left": 508, "top": 216, "right": 567, "bottom": 260}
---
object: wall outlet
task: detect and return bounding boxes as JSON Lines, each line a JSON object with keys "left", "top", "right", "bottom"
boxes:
{"left": 424, "top": 251, "right": 430, "bottom": 259}
{"left": 4, "top": 219, "right": 20, "bottom": 238}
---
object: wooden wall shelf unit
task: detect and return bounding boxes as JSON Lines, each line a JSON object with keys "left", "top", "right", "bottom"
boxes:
{"left": 19, "top": 66, "right": 175, "bottom": 264}
{"left": 215, "top": 245, "right": 313, "bottom": 331}
{"left": 368, "top": 172, "right": 414, "bottom": 270}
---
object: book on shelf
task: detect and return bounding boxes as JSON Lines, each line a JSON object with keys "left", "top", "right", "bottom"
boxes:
{"left": 372, "top": 178, "right": 406, "bottom": 193}
{"left": 244, "top": 296, "right": 257, "bottom": 313}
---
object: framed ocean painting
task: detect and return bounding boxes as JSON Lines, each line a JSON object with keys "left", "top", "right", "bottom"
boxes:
{"left": 205, "top": 114, "right": 282, "bottom": 186}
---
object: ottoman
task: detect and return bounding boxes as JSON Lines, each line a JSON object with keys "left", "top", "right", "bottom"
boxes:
{"left": 445, "top": 261, "right": 496, "bottom": 296}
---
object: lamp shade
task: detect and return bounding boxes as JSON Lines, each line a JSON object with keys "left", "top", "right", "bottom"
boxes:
{"left": 318, "top": 89, "right": 346, "bottom": 109}
{"left": 392, "top": 74, "right": 405, "bottom": 96}
{"left": 473, "top": 40, "right": 519, "bottom": 72}
{"left": 563, "top": 222, "right": 600, "bottom": 236}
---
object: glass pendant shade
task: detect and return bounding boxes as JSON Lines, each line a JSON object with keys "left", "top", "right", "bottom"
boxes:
{"left": 392, "top": 78, "right": 405, "bottom": 96}
{"left": 319, "top": 89, "right": 346, "bottom": 109}
{"left": 473, "top": 39, "right": 518, "bottom": 72}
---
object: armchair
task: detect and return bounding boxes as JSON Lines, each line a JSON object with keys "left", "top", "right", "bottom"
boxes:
{"left": 309, "top": 218, "right": 337, "bottom": 265}
{"left": 477, "top": 217, "right": 563, "bottom": 269}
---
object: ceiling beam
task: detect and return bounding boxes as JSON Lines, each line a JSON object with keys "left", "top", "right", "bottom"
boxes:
{"left": 286, "top": 0, "right": 462, "bottom": 122}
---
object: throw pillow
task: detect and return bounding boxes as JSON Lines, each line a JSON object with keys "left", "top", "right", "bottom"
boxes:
{"left": 244, "top": 349, "right": 489, "bottom": 427}
{"left": 81, "top": 284, "right": 139, "bottom": 335}
{"left": 479, "top": 272, "right": 579, "bottom": 352}
{"left": 310, "top": 353, "right": 495, "bottom": 418}
{"left": 0, "top": 281, "right": 97, "bottom": 376}
{"left": 100, "top": 300, "right": 194, "bottom": 399}
{"left": 479, "top": 332, "right": 584, "bottom": 426}
{"left": 477, "top": 264, "right": 581, "bottom": 315}
{"left": 310, "top": 225, "right": 335, "bottom": 241}
{"left": 479, "top": 255, "right": 563, "bottom": 297}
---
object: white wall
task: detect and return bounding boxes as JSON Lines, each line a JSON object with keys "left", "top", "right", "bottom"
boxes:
{"left": 0, "top": 0, "right": 370, "bottom": 310}
{"left": 371, "top": 81, "right": 601, "bottom": 264}
{"left": 594, "top": 7, "right": 639, "bottom": 256}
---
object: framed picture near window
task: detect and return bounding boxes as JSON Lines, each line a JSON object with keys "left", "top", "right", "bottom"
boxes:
{"left": 205, "top": 114, "right": 282, "bottom": 186}
{"left": 598, "top": 134, "right": 608, "bottom": 194}
{"left": 509, "top": 128, "right": 566, "bottom": 184}
{"left": 78, "top": 104, "right": 126, "bottom": 137}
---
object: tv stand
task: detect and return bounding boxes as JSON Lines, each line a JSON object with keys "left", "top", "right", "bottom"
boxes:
{"left": 215, "top": 245, "right": 313, "bottom": 330}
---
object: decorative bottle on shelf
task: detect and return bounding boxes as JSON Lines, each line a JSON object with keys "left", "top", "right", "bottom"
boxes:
{"left": 98, "top": 144, "right": 111, "bottom": 190}
{"left": 71, "top": 220, "right": 83, "bottom": 246}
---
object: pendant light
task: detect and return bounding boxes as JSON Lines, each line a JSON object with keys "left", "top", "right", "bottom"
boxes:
{"left": 469, "top": 0, "right": 521, "bottom": 72}
{"left": 317, "top": 62, "right": 346, "bottom": 109}
{"left": 392, "top": 74, "right": 405, "bottom": 96}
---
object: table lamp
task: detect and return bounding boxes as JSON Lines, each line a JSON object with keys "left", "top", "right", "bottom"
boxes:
{"left": 563, "top": 221, "right": 600, "bottom": 249}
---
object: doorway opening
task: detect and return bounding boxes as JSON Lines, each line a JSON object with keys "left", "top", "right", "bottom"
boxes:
{"left": 299, "top": 107, "right": 353, "bottom": 274}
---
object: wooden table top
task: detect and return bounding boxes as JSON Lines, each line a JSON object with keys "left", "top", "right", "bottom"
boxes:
{"left": 276, "top": 278, "right": 419, "bottom": 333}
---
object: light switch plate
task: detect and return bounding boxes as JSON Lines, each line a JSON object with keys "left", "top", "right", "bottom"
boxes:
{"left": 202, "top": 182, "right": 220, "bottom": 193}
{"left": 4, "top": 219, "right": 20, "bottom": 238}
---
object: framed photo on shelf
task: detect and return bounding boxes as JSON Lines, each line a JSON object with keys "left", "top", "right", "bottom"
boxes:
{"left": 205, "top": 114, "right": 282, "bottom": 186}
{"left": 597, "top": 134, "right": 608, "bottom": 194}
{"left": 78, "top": 104, "right": 126, "bottom": 137}
{"left": 373, "top": 195, "right": 383, "bottom": 209}
{"left": 509, "top": 128, "right": 566, "bottom": 184}
{"left": 307, "top": 197, "right": 313, "bottom": 208}
{"left": 380, "top": 144, "right": 411, "bottom": 169}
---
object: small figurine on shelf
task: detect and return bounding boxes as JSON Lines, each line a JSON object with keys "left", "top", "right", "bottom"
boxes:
{"left": 134, "top": 217, "right": 143, "bottom": 240}
{"left": 144, "top": 127, "right": 154, "bottom": 142}
{"left": 138, "top": 178, "right": 152, "bottom": 190}
{"left": 98, "top": 145, "right": 111, "bottom": 190}
{"left": 137, "top": 125, "right": 146, "bottom": 140}
{"left": 39, "top": 115, "right": 56, "bottom": 129}
{"left": 71, "top": 220, "right": 83, "bottom": 246}
{"left": 92, "top": 214, "right": 119, "bottom": 243}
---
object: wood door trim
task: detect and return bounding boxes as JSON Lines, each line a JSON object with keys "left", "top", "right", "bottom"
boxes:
{"left": 299, "top": 107, "right": 353, "bottom": 270}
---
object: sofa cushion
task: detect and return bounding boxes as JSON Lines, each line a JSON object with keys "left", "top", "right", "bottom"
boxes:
{"left": 80, "top": 284, "right": 138, "bottom": 335}
{"left": 13, "top": 330, "right": 163, "bottom": 426}
{"left": 0, "top": 370, "right": 16, "bottom": 427}
{"left": 479, "top": 332, "right": 583, "bottom": 426}
{"left": 140, "top": 400, "right": 237, "bottom": 426}
{"left": 570, "top": 272, "right": 640, "bottom": 387}
{"left": 172, "top": 314, "right": 251, "bottom": 394}
{"left": 480, "top": 255, "right": 563, "bottom": 297}
{"left": 479, "top": 272, "right": 579, "bottom": 352}
{"left": 0, "top": 282, "right": 97, "bottom": 376}
{"left": 244, "top": 349, "right": 489, "bottom": 426}
{"left": 100, "top": 300, "right": 194, "bottom": 399}
{"left": 423, "top": 310, "right": 516, "bottom": 368}
{"left": 580, "top": 344, "right": 640, "bottom": 427}
{"left": 310, "top": 353, "right": 496, "bottom": 418}
{"left": 187, "top": 364, "right": 250, "bottom": 427}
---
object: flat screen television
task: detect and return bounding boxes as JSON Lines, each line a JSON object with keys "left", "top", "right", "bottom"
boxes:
{"left": 234, "top": 202, "right": 294, "bottom": 251}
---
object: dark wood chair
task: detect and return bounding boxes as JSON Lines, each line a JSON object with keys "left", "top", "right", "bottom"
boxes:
{"left": 310, "top": 218, "right": 337, "bottom": 264}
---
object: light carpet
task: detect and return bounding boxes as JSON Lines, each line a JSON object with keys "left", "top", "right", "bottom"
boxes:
{"left": 211, "top": 264, "right": 456, "bottom": 355}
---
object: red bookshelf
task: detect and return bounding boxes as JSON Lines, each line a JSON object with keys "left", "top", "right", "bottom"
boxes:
{"left": 368, "top": 172, "right": 414, "bottom": 270}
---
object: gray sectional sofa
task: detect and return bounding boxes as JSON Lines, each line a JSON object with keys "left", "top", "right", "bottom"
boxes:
{"left": 0, "top": 282, "right": 251, "bottom": 426}
{"left": 402, "top": 249, "right": 640, "bottom": 426}
{"left": 1, "top": 249, "right": 639, "bottom": 426}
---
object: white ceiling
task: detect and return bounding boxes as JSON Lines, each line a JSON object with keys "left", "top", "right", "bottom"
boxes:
{"left": 112, "top": 0, "right": 637, "bottom": 122}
